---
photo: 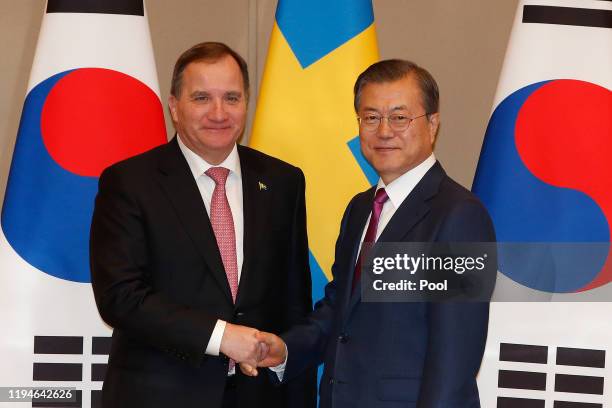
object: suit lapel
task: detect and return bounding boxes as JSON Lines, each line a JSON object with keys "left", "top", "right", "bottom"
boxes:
{"left": 340, "top": 189, "right": 375, "bottom": 320}
{"left": 377, "top": 163, "right": 444, "bottom": 243}
{"left": 155, "top": 138, "right": 233, "bottom": 304}
{"left": 345, "top": 162, "right": 445, "bottom": 316}
{"left": 234, "top": 146, "right": 272, "bottom": 306}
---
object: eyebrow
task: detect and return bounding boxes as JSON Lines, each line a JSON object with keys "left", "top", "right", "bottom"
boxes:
{"left": 361, "top": 105, "right": 409, "bottom": 112}
{"left": 188, "top": 90, "right": 243, "bottom": 98}
{"left": 189, "top": 91, "right": 209, "bottom": 98}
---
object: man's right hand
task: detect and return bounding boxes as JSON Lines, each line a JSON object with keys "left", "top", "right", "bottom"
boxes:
{"left": 254, "top": 331, "right": 287, "bottom": 367}
{"left": 219, "top": 323, "right": 266, "bottom": 366}
{"left": 239, "top": 331, "right": 287, "bottom": 377}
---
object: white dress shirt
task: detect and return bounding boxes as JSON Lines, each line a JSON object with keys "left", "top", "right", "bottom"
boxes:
{"left": 272, "top": 154, "right": 437, "bottom": 380}
{"left": 361, "top": 153, "right": 436, "bottom": 244}
{"left": 177, "top": 135, "right": 243, "bottom": 359}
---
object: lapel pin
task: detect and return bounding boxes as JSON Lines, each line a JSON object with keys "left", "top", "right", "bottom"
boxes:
{"left": 258, "top": 181, "right": 267, "bottom": 191}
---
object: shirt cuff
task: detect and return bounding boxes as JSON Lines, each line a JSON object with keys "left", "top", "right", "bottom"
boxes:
{"left": 268, "top": 343, "right": 288, "bottom": 382}
{"left": 204, "top": 319, "right": 226, "bottom": 356}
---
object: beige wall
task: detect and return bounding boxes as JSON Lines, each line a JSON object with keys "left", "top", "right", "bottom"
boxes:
{"left": 0, "top": 0, "right": 517, "bottom": 194}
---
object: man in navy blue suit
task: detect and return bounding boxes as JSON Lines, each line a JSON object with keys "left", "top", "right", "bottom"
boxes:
{"left": 242, "top": 59, "right": 496, "bottom": 407}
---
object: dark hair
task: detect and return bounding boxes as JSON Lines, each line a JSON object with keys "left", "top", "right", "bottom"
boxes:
{"left": 170, "top": 42, "right": 249, "bottom": 99}
{"left": 353, "top": 59, "right": 439, "bottom": 115}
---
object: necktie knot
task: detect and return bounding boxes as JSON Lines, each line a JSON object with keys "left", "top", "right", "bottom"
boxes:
{"left": 368, "top": 188, "right": 388, "bottom": 237}
{"left": 205, "top": 167, "right": 230, "bottom": 186}
{"left": 374, "top": 188, "right": 389, "bottom": 205}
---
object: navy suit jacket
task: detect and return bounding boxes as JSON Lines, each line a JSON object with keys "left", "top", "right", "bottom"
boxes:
{"left": 281, "top": 162, "right": 495, "bottom": 408}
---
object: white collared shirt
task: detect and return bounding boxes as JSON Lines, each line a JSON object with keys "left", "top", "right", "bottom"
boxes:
{"left": 177, "top": 135, "right": 243, "bottom": 358}
{"left": 362, "top": 154, "right": 437, "bottom": 244}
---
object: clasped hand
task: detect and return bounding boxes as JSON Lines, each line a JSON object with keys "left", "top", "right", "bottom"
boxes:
{"left": 219, "top": 323, "right": 286, "bottom": 377}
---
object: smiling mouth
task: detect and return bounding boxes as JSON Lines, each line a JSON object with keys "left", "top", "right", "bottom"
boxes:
{"left": 203, "top": 126, "right": 231, "bottom": 131}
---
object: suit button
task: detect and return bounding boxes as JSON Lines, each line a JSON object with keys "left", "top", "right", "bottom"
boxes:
{"left": 235, "top": 311, "right": 244, "bottom": 318}
{"left": 329, "top": 378, "right": 334, "bottom": 385}
{"left": 338, "top": 333, "right": 348, "bottom": 343}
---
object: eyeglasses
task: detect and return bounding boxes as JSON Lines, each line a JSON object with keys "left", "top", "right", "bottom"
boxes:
{"left": 357, "top": 112, "right": 429, "bottom": 132}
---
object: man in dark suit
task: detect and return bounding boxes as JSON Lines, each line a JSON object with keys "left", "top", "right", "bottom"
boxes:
{"left": 90, "top": 42, "right": 315, "bottom": 408}
{"left": 245, "top": 59, "right": 496, "bottom": 407}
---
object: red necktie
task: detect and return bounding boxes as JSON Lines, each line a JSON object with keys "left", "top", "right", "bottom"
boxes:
{"left": 352, "top": 188, "right": 389, "bottom": 291}
{"left": 205, "top": 167, "right": 239, "bottom": 302}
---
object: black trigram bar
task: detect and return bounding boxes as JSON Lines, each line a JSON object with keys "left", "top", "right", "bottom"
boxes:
{"left": 32, "top": 390, "right": 82, "bottom": 408}
{"left": 498, "top": 370, "right": 547, "bottom": 391}
{"left": 91, "top": 363, "right": 107, "bottom": 382}
{"left": 92, "top": 337, "right": 112, "bottom": 355}
{"left": 555, "top": 374, "right": 604, "bottom": 395}
{"left": 92, "top": 390, "right": 103, "bottom": 408}
{"left": 34, "top": 336, "right": 83, "bottom": 355}
{"left": 523, "top": 5, "right": 612, "bottom": 29}
{"left": 33, "top": 363, "right": 83, "bottom": 381}
{"left": 47, "top": 0, "right": 144, "bottom": 16}
{"left": 556, "top": 347, "right": 606, "bottom": 368}
{"left": 554, "top": 401, "right": 603, "bottom": 408}
{"left": 497, "top": 396, "right": 545, "bottom": 408}
{"left": 500, "top": 343, "right": 548, "bottom": 364}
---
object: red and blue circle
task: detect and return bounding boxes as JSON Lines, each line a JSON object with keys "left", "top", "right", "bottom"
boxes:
{"left": 1, "top": 68, "right": 166, "bottom": 283}
{"left": 474, "top": 79, "right": 611, "bottom": 293}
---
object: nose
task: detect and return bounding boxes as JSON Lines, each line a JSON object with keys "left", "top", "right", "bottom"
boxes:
{"left": 376, "top": 117, "right": 393, "bottom": 139}
{"left": 207, "top": 99, "right": 228, "bottom": 121}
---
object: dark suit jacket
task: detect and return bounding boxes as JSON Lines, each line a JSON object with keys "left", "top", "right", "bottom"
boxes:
{"left": 90, "top": 138, "right": 316, "bottom": 408}
{"left": 281, "top": 162, "right": 495, "bottom": 408}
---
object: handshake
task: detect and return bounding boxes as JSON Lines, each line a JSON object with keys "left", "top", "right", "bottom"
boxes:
{"left": 219, "top": 323, "right": 287, "bottom": 376}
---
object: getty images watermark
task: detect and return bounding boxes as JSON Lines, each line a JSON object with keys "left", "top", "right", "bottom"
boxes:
{"left": 361, "top": 242, "right": 611, "bottom": 302}
{"left": 361, "top": 242, "right": 497, "bottom": 302}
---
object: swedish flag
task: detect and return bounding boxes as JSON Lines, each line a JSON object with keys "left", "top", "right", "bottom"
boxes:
{"left": 250, "top": 0, "right": 379, "bottom": 298}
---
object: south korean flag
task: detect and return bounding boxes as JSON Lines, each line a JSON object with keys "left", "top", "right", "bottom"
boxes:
{"left": 473, "top": 1, "right": 611, "bottom": 407}
{"left": 0, "top": 1, "right": 166, "bottom": 407}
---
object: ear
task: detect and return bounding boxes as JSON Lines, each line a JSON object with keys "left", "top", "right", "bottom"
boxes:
{"left": 427, "top": 112, "right": 440, "bottom": 143}
{"left": 168, "top": 95, "right": 179, "bottom": 122}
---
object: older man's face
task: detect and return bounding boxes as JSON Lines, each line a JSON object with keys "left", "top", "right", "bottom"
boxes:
{"left": 358, "top": 74, "right": 439, "bottom": 185}
{"left": 169, "top": 55, "right": 247, "bottom": 164}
